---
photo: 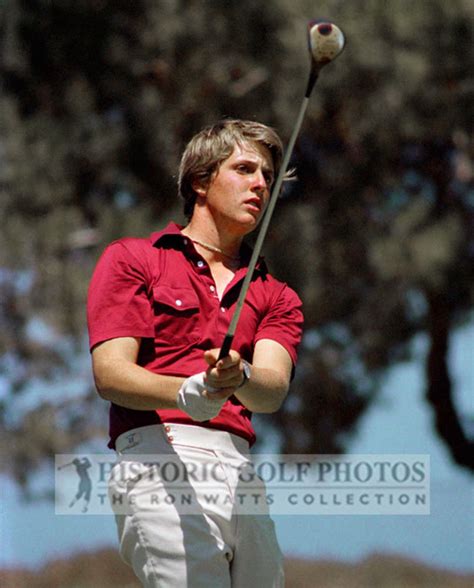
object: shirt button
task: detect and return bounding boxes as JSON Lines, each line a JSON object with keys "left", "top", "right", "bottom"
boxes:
{"left": 164, "top": 425, "right": 171, "bottom": 432}
{"left": 210, "top": 285, "right": 215, "bottom": 292}
{"left": 197, "top": 260, "right": 205, "bottom": 268}
{"left": 183, "top": 238, "right": 188, "bottom": 245}
{"left": 168, "top": 436, "right": 173, "bottom": 442}
{"left": 175, "top": 299, "right": 182, "bottom": 306}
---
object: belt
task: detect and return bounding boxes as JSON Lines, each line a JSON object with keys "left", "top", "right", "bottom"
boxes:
{"left": 115, "top": 423, "right": 250, "bottom": 456}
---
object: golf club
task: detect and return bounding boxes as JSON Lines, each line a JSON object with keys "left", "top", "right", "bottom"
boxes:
{"left": 218, "top": 20, "right": 346, "bottom": 361}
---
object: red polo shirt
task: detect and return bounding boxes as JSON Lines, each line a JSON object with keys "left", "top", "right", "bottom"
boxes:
{"left": 87, "top": 222, "right": 303, "bottom": 448}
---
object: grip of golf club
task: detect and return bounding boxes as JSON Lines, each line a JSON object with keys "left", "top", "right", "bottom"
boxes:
{"left": 218, "top": 334, "right": 234, "bottom": 361}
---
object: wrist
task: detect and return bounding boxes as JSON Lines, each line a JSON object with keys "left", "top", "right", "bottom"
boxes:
{"left": 237, "top": 360, "right": 251, "bottom": 389}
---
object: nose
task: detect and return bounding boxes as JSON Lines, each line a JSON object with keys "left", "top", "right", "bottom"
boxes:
{"left": 251, "top": 169, "right": 269, "bottom": 195}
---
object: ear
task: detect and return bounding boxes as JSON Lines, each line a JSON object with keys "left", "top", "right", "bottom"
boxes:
{"left": 192, "top": 178, "right": 207, "bottom": 197}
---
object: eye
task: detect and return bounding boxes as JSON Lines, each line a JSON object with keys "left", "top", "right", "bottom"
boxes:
{"left": 263, "top": 172, "right": 274, "bottom": 186}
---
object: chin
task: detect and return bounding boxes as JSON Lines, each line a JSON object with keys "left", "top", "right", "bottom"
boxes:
{"left": 241, "top": 215, "right": 261, "bottom": 232}
{"left": 227, "top": 223, "right": 254, "bottom": 239}
{"left": 225, "top": 213, "right": 261, "bottom": 236}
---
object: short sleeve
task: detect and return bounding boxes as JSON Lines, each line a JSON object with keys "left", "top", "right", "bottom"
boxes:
{"left": 254, "top": 283, "right": 304, "bottom": 366}
{"left": 87, "top": 240, "right": 155, "bottom": 350}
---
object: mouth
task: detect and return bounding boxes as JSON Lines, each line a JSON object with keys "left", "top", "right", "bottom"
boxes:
{"left": 243, "top": 198, "right": 262, "bottom": 215}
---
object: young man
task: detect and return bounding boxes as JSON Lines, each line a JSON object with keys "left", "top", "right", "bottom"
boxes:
{"left": 87, "top": 119, "right": 303, "bottom": 587}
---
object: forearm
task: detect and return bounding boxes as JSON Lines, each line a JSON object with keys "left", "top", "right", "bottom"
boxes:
{"left": 94, "top": 358, "right": 184, "bottom": 410}
{"left": 234, "top": 365, "right": 289, "bottom": 413}
{"left": 203, "top": 341, "right": 292, "bottom": 413}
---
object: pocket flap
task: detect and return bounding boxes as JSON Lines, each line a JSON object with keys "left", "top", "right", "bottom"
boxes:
{"left": 153, "top": 285, "right": 199, "bottom": 311}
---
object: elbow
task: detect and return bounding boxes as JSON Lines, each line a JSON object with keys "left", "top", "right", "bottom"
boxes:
{"left": 91, "top": 340, "right": 139, "bottom": 403}
{"left": 93, "top": 356, "right": 139, "bottom": 404}
{"left": 255, "top": 383, "right": 289, "bottom": 414}
{"left": 266, "top": 391, "right": 287, "bottom": 413}
{"left": 270, "top": 377, "right": 290, "bottom": 412}
{"left": 92, "top": 363, "right": 119, "bottom": 402}
{"left": 94, "top": 374, "right": 114, "bottom": 401}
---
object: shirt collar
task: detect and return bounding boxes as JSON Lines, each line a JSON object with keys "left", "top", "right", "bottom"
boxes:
{"left": 150, "top": 221, "right": 266, "bottom": 272}
{"left": 150, "top": 222, "right": 186, "bottom": 245}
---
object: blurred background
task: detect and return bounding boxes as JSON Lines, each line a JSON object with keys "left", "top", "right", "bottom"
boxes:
{"left": 1, "top": 0, "right": 473, "bottom": 586}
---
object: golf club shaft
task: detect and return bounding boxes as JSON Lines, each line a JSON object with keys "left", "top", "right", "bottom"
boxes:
{"left": 218, "top": 94, "right": 312, "bottom": 360}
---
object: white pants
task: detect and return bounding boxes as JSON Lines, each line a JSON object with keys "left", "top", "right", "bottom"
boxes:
{"left": 109, "top": 424, "right": 284, "bottom": 587}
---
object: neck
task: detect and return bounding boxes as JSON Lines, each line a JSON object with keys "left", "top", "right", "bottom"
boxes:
{"left": 182, "top": 218, "right": 242, "bottom": 262}
{"left": 191, "top": 237, "right": 241, "bottom": 261}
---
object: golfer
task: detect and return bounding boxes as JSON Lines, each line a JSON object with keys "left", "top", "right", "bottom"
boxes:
{"left": 87, "top": 119, "right": 303, "bottom": 587}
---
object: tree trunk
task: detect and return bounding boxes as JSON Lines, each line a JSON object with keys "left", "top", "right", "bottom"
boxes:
{"left": 425, "top": 290, "right": 474, "bottom": 471}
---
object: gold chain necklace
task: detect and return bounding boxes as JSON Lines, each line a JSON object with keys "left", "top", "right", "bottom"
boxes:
{"left": 191, "top": 238, "right": 240, "bottom": 262}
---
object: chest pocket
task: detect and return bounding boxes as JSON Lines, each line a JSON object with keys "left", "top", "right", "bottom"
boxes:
{"left": 153, "top": 285, "right": 200, "bottom": 344}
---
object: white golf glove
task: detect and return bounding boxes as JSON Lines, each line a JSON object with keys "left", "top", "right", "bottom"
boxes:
{"left": 177, "top": 372, "right": 226, "bottom": 422}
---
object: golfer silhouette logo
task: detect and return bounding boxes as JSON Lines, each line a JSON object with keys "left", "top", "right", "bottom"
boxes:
{"left": 57, "top": 457, "right": 92, "bottom": 513}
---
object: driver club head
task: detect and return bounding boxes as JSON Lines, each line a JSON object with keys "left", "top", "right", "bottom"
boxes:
{"left": 304, "top": 20, "right": 345, "bottom": 96}
{"left": 308, "top": 20, "right": 346, "bottom": 70}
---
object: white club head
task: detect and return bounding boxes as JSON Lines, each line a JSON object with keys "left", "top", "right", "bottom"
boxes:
{"left": 308, "top": 21, "right": 345, "bottom": 68}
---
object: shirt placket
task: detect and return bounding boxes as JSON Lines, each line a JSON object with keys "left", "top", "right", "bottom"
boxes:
{"left": 190, "top": 256, "right": 227, "bottom": 339}
{"left": 217, "top": 267, "right": 252, "bottom": 333}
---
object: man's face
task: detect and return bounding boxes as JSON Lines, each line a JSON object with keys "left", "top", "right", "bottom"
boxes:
{"left": 196, "top": 141, "right": 275, "bottom": 235}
